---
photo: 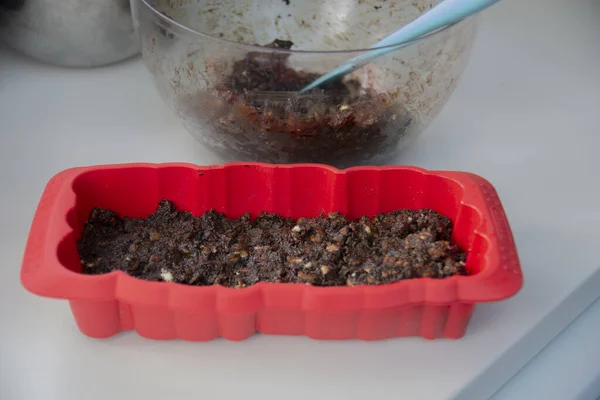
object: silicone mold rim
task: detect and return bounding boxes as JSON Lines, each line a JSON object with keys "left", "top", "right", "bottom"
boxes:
{"left": 20, "top": 162, "right": 523, "bottom": 314}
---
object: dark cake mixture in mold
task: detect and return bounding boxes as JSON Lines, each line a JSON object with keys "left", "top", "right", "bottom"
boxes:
{"left": 78, "top": 201, "right": 468, "bottom": 288}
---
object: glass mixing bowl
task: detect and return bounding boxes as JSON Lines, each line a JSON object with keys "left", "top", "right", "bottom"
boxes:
{"left": 132, "top": 0, "right": 477, "bottom": 168}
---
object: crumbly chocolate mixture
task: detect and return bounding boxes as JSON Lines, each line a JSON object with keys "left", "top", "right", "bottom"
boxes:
{"left": 77, "top": 201, "right": 467, "bottom": 288}
{"left": 185, "top": 39, "right": 411, "bottom": 167}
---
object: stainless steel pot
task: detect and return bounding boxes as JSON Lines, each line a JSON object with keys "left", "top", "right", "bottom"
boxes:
{"left": 0, "top": 0, "right": 140, "bottom": 67}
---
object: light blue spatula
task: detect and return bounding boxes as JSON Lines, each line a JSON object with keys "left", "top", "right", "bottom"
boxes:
{"left": 299, "top": 0, "right": 501, "bottom": 93}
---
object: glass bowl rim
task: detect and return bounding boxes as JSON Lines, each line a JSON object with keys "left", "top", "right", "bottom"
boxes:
{"left": 140, "top": 0, "right": 470, "bottom": 54}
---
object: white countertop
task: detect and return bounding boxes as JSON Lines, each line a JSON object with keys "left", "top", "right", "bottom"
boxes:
{"left": 1, "top": 0, "right": 600, "bottom": 399}
{"left": 491, "top": 296, "right": 600, "bottom": 400}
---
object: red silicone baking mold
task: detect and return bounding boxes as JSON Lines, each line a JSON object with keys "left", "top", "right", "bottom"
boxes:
{"left": 21, "top": 163, "right": 522, "bottom": 341}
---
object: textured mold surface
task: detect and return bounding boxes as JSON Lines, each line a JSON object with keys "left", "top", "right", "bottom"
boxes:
{"left": 21, "top": 163, "right": 523, "bottom": 340}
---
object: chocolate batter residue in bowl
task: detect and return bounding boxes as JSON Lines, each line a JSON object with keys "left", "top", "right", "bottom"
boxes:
{"left": 184, "top": 40, "right": 412, "bottom": 167}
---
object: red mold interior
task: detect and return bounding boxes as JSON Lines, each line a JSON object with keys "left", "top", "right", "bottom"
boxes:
{"left": 58, "top": 164, "right": 485, "bottom": 277}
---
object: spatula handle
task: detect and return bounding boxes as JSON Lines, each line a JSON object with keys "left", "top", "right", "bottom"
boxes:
{"left": 300, "top": 0, "right": 501, "bottom": 92}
